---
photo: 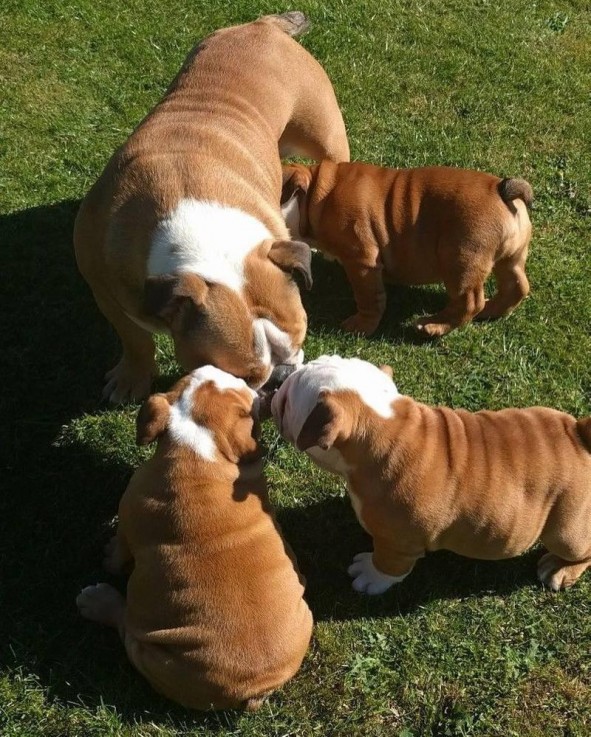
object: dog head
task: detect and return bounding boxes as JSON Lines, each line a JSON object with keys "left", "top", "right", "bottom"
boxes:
{"left": 144, "top": 200, "right": 312, "bottom": 389}
{"left": 271, "top": 355, "right": 399, "bottom": 471}
{"left": 136, "top": 365, "right": 261, "bottom": 465}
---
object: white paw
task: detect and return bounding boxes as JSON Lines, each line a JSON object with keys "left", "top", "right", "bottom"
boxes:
{"left": 347, "top": 552, "right": 403, "bottom": 595}
{"left": 76, "top": 583, "right": 125, "bottom": 626}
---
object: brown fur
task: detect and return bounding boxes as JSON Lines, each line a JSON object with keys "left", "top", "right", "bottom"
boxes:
{"left": 101, "top": 377, "right": 313, "bottom": 709}
{"left": 296, "top": 387, "right": 591, "bottom": 591}
{"left": 74, "top": 14, "right": 349, "bottom": 403}
{"left": 282, "top": 161, "right": 532, "bottom": 336}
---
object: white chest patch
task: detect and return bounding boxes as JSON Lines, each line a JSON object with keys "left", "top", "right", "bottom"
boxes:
{"left": 149, "top": 199, "right": 272, "bottom": 292}
{"left": 168, "top": 366, "right": 255, "bottom": 459}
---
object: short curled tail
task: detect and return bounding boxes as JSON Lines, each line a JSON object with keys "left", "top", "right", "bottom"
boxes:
{"left": 576, "top": 417, "right": 591, "bottom": 452}
{"left": 498, "top": 177, "right": 534, "bottom": 210}
{"left": 260, "top": 11, "right": 311, "bottom": 37}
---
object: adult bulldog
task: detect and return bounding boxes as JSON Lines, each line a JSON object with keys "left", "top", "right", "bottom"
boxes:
{"left": 74, "top": 12, "right": 349, "bottom": 402}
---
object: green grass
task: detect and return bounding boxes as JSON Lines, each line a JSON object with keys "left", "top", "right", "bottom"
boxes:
{"left": 1, "top": 0, "right": 590, "bottom": 735}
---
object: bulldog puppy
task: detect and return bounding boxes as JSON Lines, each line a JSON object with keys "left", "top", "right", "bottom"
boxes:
{"left": 77, "top": 366, "right": 313, "bottom": 710}
{"left": 281, "top": 162, "right": 532, "bottom": 336}
{"left": 74, "top": 12, "right": 350, "bottom": 403}
{"left": 272, "top": 355, "right": 591, "bottom": 594}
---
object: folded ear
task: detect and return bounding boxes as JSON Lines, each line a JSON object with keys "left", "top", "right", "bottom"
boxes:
{"left": 296, "top": 392, "right": 343, "bottom": 451}
{"left": 281, "top": 165, "right": 312, "bottom": 204}
{"left": 144, "top": 273, "right": 208, "bottom": 325}
{"left": 379, "top": 364, "right": 393, "bottom": 379}
{"left": 268, "top": 240, "right": 313, "bottom": 290}
{"left": 136, "top": 394, "right": 170, "bottom": 445}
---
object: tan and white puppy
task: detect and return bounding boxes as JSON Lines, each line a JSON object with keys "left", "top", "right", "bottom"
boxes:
{"left": 272, "top": 356, "right": 591, "bottom": 594}
{"left": 281, "top": 162, "right": 532, "bottom": 336}
{"left": 74, "top": 12, "right": 350, "bottom": 403}
{"left": 77, "top": 366, "right": 313, "bottom": 710}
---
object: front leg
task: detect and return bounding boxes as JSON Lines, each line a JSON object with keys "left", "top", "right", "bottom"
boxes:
{"left": 348, "top": 537, "right": 419, "bottom": 595}
{"left": 340, "top": 258, "right": 387, "bottom": 336}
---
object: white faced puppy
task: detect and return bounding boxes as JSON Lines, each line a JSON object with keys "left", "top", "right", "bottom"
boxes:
{"left": 77, "top": 366, "right": 313, "bottom": 710}
{"left": 272, "top": 356, "right": 591, "bottom": 595}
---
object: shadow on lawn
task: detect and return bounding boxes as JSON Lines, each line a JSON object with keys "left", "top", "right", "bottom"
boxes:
{"left": 0, "top": 200, "right": 537, "bottom": 729}
{"left": 279, "top": 495, "right": 542, "bottom": 623}
{"left": 304, "top": 252, "right": 448, "bottom": 343}
{"left": 0, "top": 199, "right": 239, "bottom": 731}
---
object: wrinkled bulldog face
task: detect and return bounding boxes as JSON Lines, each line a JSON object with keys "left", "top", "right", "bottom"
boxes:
{"left": 271, "top": 355, "right": 400, "bottom": 449}
{"left": 144, "top": 199, "right": 313, "bottom": 389}
{"left": 144, "top": 271, "right": 307, "bottom": 390}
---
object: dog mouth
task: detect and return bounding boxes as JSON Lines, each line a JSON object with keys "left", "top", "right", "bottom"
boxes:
{"left": 263, "top": 363, "right": 297, "bottom": 391}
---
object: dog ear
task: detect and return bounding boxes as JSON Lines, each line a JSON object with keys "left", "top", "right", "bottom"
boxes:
{"left": 296, "top": 392, "right": 344, "bottom": 451}
{"left": 136, "top": 394, "right": 170, "bottom": 445}
{"left": 268, "top": 240, "right": 313, "bottom": 290}
{"left": 144, "top": 273, "right": 209, "bottom": 325}
{"left": 379, "top": 364, "right": 394, "bottom": 379}
{"left": 281, "top": 165, "right": 311, "bottom": 204}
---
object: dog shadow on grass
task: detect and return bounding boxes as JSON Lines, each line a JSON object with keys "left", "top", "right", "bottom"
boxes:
{"left": 278, "top": 494, "right": 543, "bottom": 623}
{"left": 304, "top": 252, "right": 448, "bottom": 344}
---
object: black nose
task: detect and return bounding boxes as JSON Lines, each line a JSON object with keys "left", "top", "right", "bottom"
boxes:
{"left": 262, "top": 363, "right": 297, "bottom": 392}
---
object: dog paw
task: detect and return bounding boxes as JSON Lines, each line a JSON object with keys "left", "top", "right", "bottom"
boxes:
{"left": 413, "top": 316, "right": 453, "bottom": 337}
{"left": 537, "top": 552, "right": 591, "bottom": 591}
{"left": 341, "top": 313, "right": 380, "bottom": 336}
{"left": 347, "top": 552, "right": 399, "bottom": 595}
{"left": 76, "top": 583, "right": 125, "bottom": 627}
{"left": 102, "top": 360, "right": 155, "bottom": 405}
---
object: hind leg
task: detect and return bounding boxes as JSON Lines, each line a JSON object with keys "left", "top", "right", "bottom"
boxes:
{"left": 104, "top": 531, "right": 134, "bottom": 575}
{"left": 476, "top": 248, "right": 530, "bottom": 320}
{"left": 414, "top": 273, "right": 487, "bottom": 337}
{"left": 77, "top": 583, "right": 126, "bottom": 634}
{"left": 539, "top": 506, "right": 591, "bottom": 591}
{"left": 414, "top": 241, "right": 490, "bottom": 337}
{"left": 279, "top": 69, "right": 349, "bottom": 162}
{"left": 537, "top": 552, "right": 591, "bottom": 591}
{"left": 279, "top": 120, "right": 349, "bottom": 162}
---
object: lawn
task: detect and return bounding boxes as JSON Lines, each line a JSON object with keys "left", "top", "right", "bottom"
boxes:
{"left": 1, "top": 0, "right": 590, "bottom": 735}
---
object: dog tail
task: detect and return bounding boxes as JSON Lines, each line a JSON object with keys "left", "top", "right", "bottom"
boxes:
{"left": 576, "top": 417, "right": 591, "bottom": 453}
{"left": 261, "top": 11, "right": 311, "bottom": 37}
{"left": 498, "top": 177, "right": 534, "bottom": 210}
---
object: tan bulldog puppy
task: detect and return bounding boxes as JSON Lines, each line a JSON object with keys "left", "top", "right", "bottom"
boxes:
{"left": 272, "top": 355, "right": 591, "bottom": 594}
{"left": 281, "top": 162, "right": 532, "bottom": 336}
{"left": 74, "top": 12, "right": 350, "bottom": 403}
{"left": 77, "top": 366, "right": 313, "bottom": 710}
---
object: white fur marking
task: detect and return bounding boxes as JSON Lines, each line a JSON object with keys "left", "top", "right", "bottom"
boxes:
{"left": 254, "top": 318, "right": 299, "bottom": 366}
{"left": 281, "top": 193, "right": 302, "bottom": 239}
{"left": 271, "top": 354, "right": 400, "bottom": 447}
{"left": 149, "top": 199, "right": 272, "bottom": 291}
{"left": 168, "top": 366, "right": 254, "bottom": 459}
{"left": 347, "top": 552, "right": 408, "bottom": 595}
